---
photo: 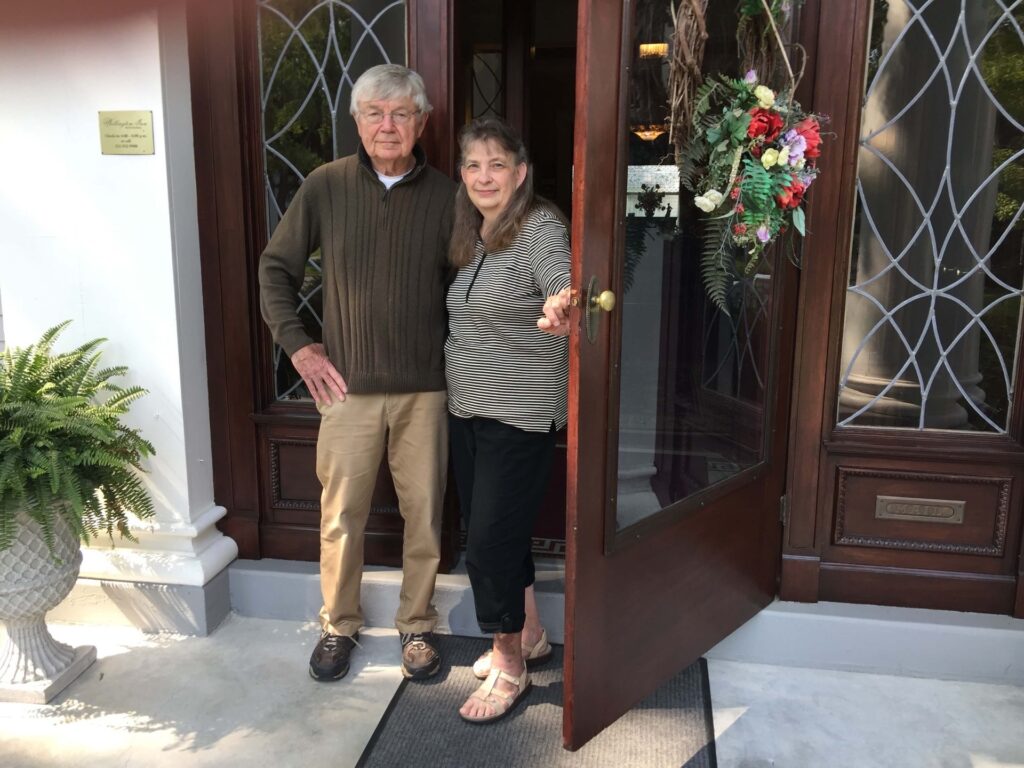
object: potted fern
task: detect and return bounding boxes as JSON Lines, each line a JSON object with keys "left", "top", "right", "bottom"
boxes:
{"left": 0, "top": 321, "right": 155, "bottom": 701}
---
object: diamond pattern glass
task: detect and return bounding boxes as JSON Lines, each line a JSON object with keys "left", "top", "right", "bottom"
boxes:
{"left": 838, "top": 0, "right": 1024, "bottom": 432}
{"left": 258, "top": 0, "right": 406, "bottom": 400}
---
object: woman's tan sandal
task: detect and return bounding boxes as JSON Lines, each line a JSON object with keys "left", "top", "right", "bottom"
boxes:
{"left": 460, "top": 667, "right": 532, "bottom": 724}
{"left": 472, "top": 629, "right": 553, "bottom": 679}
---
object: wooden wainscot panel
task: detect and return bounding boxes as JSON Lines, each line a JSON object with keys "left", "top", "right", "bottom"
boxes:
{"left": 816, "top": 457, "right": 1022, "bottom": 614}
{"left": 268, "top": 438, "right": 321, "bottom": 526}
{"left": 259, "top": 426, "right": 404, "bottom": 565}
{"left": 833, "top": 467, "right": 1011, "bottom": 559}
{"left": 817, "top": 563, "right": 1016, "bottom": 614}
{"left": 258, "top": 426, "right": 460, "bottom": 569}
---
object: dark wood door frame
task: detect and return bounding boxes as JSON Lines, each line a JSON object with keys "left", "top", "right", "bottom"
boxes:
{"left": 188, "top": 0, "right": 263, "bottom": 556}
{"left": 187, "top": 0, "right": 459, "bottom": 566}
{"left": 778, "top": 0, "right": 841, "bottom": 603}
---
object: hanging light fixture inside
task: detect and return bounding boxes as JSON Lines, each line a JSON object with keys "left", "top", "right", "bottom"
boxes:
{"left": 639, "top": 42, "right": 669, "bottom": 58}
{"left": 631, "top": 124, "right": 667, "bottom": 141}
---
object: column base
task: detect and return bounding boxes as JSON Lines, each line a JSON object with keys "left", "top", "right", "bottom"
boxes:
{"left": 48, "top": 566, "right": 231, "bottom": 636}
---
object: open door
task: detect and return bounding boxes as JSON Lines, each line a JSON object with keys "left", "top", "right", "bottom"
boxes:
{"left": 563, "top": 0, "right": 800, "bottom": 749}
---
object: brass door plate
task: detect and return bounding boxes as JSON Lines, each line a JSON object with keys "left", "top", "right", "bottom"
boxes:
{"left": 874, "top": 495, "right": 965, "bottom": 524}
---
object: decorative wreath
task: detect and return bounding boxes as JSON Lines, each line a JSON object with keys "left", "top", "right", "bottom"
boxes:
{"left": 673, "top": 1, "right": 823, "bottom": 311}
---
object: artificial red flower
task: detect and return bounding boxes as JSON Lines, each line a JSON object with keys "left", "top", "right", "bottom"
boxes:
{"left": 776, "top": 179, "right": 806, "bottom": 210}
{"left": 793, "top": 117, "right": 822, "bottom": 159}
{"left": 735, "top": 203, "right": 745, "bottom": 214}
{"left": 733, "top": 223, "right": 748, "bottom": 235}
{"left": 748, "top": 108, "right": 784, "bottom": 142}
{"left": 730, "top": 186, "right": 741, "bottom": 200}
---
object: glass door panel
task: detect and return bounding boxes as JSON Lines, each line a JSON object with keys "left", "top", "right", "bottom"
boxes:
{"left": 614, "top": 0, "right": 774, "bottom": 531}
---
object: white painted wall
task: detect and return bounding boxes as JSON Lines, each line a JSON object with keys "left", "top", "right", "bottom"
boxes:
{"left": 0, "top": 8, "right": 236, "bottom": 585}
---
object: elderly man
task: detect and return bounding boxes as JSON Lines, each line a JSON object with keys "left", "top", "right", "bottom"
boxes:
{"left": 259, "top": 64, "right": 454, "bottom": 682}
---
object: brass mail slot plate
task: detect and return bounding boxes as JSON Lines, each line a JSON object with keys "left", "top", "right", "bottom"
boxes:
{"left": 875, "top": 495, "right": 965, "bottom": 524}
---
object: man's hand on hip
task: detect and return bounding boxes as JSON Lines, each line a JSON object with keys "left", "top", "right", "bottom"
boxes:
{"left": 291, "top": 343, "right": 348, "bottom": 405}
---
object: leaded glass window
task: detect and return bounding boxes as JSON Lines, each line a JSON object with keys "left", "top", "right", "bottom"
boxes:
{"left": 258, "top": 0, "right": 406, "bottom": 400}
{"left": 838, "top": 0, "right": 1024, "bottom": 433}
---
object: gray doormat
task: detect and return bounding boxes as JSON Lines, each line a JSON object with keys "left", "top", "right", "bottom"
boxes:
{"left": 356, "top": 636, "right": 717, "bottom": 768}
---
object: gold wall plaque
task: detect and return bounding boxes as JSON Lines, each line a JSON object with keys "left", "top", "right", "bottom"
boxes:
{"left": 99, "top": 111, "right": 155, "bottom": 155}
{"left": 875, "top": 495, "right": 965, "bottom": 524}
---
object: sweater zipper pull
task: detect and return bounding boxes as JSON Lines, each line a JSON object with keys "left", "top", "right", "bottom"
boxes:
{"left": 464, "top": 253, "right": 487, "bottom": 302}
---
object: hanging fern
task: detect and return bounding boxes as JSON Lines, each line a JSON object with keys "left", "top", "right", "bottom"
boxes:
{"left": 699, "top": 218, "right": 737, "bottom": 314}
{"left": 0, "top": 321, "right": 155, "bottom": 558}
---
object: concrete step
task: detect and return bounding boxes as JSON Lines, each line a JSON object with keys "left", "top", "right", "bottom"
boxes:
{"left": 229, "top": 558, "right": 1024, "bottom": 685}
{"left": 706, "top": 598, "right": 1024, "bottom": 686}
{"left": 228, "top": 557, "right": 568, "bottom": 643}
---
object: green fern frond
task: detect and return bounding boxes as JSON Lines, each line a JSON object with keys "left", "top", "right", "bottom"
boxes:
{"left": 700, "top": 219, "right": 736, "bottom": 315}
{"left": 0, "top": 321, "right": 156, "bottom": 557}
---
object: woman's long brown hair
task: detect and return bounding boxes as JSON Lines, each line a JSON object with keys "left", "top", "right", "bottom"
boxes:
{"left": 450, "top": 118, "right": 565, "bottom": 267}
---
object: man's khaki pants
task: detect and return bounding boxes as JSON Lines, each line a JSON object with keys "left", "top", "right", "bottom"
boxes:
{"left": 316, "top": 390, "right": 447, "bottom": 637}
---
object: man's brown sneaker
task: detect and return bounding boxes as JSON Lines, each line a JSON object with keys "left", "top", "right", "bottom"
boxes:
{"left": 400, "top": 632, "right": 441, "bottom": 680}
{"left": 309, "top": 631, "right": 358, "bottom": 681}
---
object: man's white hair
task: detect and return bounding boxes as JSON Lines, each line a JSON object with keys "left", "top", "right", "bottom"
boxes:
{"left": 350, "top": 64, "right": 432, "bottom": 117}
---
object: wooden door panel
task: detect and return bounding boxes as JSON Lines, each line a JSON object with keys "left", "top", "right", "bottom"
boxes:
{"left": 568, "top": 481, "right": 774, "bottom": 745}
{"left": 563, "top": 0, "right": 798, "bottom": 749}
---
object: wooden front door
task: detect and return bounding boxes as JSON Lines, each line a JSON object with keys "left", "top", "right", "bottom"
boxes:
{"left": 562, "top": 0, "right": 800, "bottom": 749}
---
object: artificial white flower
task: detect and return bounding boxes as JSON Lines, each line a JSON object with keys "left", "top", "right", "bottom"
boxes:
{"left": 694, "top": 189, "right": 724, "bottom": 212}
{"left": 694, "top": 195, "right": 715, "bottom": 213}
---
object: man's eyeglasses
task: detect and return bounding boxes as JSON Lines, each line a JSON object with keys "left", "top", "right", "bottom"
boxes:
{"left": 359, "top": 109, "right": 420, "bottom": 125}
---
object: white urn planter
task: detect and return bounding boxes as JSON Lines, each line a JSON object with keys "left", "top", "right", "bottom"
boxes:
{"left": 0, "top": 510, "right": 96, "bottom": 703}
{"left": 1, "top": 323, "right": 155, "bottom": 703}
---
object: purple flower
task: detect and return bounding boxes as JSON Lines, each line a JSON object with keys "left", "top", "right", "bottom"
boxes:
{"left": 756, "top": 225, "right": 771, "bottom": 243}
{"left": 781, "top": 129, "right": 807, "bottom": 165}
{"left": 744, "top": 69, "right": 758, "bottom": 85}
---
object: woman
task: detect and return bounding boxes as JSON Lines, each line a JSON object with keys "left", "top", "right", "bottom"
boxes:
{"left": 445, "top": 117, "right": 572, "bottom": 724}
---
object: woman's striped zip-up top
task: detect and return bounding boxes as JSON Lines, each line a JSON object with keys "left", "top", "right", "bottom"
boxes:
{"left": 444, "top": 205, "right": 572, "bottom": 433}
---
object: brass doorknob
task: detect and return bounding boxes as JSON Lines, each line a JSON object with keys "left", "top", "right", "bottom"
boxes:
{"left": 591, "top": 290, "right": 616, "bottom": 313}
{"left": 584, "top": 277, "right": 615, "bottom": 343}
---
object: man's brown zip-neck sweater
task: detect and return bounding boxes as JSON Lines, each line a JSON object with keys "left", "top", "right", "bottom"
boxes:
{"left": 259, "top": 145, "right": 455, "bottom": 394}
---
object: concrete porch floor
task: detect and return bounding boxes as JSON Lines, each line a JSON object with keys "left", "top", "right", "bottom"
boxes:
{"left": 1, "top": 614, "right": 1022, "bottom": 768}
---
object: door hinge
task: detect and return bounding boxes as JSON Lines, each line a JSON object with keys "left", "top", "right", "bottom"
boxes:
{"left": 779, "top": 494, "right": 788, "bottom": 527}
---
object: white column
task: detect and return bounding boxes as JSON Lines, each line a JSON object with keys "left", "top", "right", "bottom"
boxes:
{"left": 616, "top": 221, "right": 666, "bottom": 528}
{"left": 0, "top": 8, "right": 237, "bottom": 596}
